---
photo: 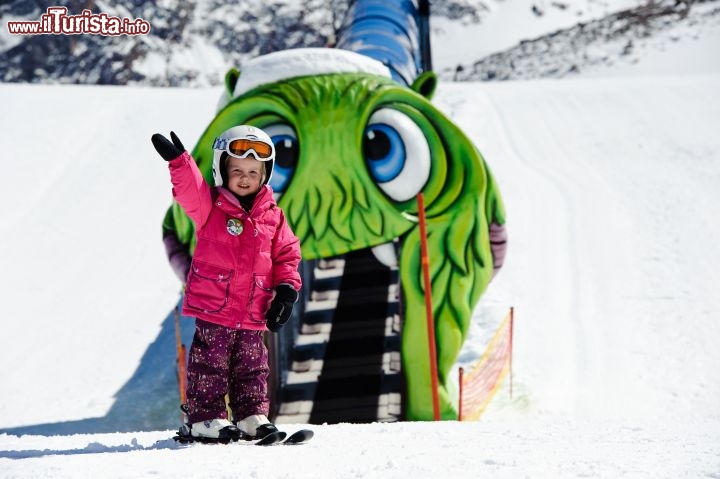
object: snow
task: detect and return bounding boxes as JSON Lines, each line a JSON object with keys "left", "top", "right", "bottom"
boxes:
{"left": 229, "top": 48, "right": 392, "bottom": 98}
{"left": 447, "top": 74, "right": 720, "bottom": 422}
{"left": 2, "top": 7, "right": 720, "bottom": 479}
{"left": 1, "top": 420, "right": 717, "bottom": 478}
{"left": 430, "top": 0, "right": 645, "bottom": 72}
{"left": 582, "top": 18, "right": 720, "bottom": 78}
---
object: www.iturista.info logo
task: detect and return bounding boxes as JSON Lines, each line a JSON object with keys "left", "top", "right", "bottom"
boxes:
{"left": 6, "top": 7, "right": 151, "bottom": 36}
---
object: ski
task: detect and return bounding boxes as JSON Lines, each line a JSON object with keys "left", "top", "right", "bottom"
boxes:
{"left": 172, "top": 427, "right": 313, "bottom": 446}
{"left": 173, "top": 430, "right": 235, "bottom": 445}
{"left": 282, "top": 429, "right": 314, "bottom": 445}
{"left": 253, "top": 430, "right": 287, "bottom": 446}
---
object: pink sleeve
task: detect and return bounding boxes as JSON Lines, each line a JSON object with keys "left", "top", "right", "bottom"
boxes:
{"left": 168, "top": 152, "right": 213, "bottom": 228}
{"left": 272, "top": 210, "right": 302, "bottom": 291}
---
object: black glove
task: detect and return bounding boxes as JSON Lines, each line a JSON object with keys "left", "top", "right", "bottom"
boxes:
{"left": 151, "top": 131, "right": 186, "bottom": 161}
{"left": 265, "top": 284, "right": 298, "bottom": 332}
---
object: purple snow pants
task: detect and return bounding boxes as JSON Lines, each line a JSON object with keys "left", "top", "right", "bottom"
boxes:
{"left": 185, "top": 319, "right": 270, "bottom": 424}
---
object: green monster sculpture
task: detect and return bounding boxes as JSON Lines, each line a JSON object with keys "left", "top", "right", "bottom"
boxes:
{"left": 162, "top": 48, "right": 507, "bottom": 421}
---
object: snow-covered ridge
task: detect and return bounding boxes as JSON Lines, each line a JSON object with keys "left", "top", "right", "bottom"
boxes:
{"left": 445, "top": 0, "right": 720, "bottom": 80}
{"left": 2, "top": 0, "right": 718, "bottom": 85}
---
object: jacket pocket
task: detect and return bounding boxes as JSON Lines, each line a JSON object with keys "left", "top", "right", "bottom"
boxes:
{"left": 249, "top": 274, "right": 273, "bottom": 323}
{"left": 185, "top": 261, "right": 233, "bottom": 313}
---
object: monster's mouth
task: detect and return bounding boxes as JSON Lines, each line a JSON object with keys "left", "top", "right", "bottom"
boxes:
{"left": 368, "top": 241, "right": 399, "bottom": 268}
{"left": 270, "top": 239, "right": 404, "bottom": 424}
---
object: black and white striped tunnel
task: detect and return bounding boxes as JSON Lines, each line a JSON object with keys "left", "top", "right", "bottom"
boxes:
{"left": 269, "top": 244, "right": 403, "bottom": 424}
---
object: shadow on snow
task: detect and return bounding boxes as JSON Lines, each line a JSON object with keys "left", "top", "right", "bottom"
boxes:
{"left": 0, "top": 297, "right": 194, "bottom": 438}
{"left": 0, "top": 438, "right": 183, "bottom": 459}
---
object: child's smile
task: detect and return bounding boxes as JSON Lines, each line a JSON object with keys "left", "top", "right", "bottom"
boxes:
{"left": 226, "top": 156, "right": 264, "bottom": 197}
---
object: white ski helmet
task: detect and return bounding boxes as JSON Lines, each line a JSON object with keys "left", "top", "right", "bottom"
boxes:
{"left": 212, "top": 125, "right": 275, "bottom": 187}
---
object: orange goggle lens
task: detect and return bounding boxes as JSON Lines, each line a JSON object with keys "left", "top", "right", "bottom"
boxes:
{"left": 227, "top": 139, "right": 273, "bottom": 159}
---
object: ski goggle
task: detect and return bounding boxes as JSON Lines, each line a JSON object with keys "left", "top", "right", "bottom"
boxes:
{"left": 212, "top": 137, "right": 274, "bottom": 160}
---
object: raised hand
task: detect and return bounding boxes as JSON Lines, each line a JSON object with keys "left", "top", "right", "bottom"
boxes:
{"left": 151, "top": 131, "right": 186, "bottom": 161}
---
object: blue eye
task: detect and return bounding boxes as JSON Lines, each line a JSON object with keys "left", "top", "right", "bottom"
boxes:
{"left": 264, "top": 124, "right": 297, "bottom": 195}
{"left": 363, "top": 109, "right": 430, "bottom": 202}
{"left": 364, "top": 124, "right": 406, "bottom": 183}
{"left": 270, "top": 135, "right": 296, "bottom": 192}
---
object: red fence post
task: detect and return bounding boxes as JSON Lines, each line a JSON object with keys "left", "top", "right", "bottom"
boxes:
{"left": 417, "top": 193, "right": 440, "bottom": 421}
{"left": 458, "top": 367, "right": 464, "bottom": 421}
{"left": 174, "top": 307, "right": 188, "bottom": 411}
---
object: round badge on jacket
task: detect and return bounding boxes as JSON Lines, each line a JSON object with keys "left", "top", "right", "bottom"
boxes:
{"left": 226, "top": 218, "right": 243, "bottom": 236}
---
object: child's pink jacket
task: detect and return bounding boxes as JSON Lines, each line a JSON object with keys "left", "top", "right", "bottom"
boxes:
{"left": 168, "top": 151, "right": 301, "bottom": 330}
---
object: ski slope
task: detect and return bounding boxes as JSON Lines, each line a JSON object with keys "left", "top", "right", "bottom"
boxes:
{"left": 1, "top": 71, "right": 719, "bottom": 477}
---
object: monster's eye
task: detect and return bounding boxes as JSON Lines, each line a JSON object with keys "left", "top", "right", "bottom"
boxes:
{"left": 264, "top": 124, "right": 298, "bottom": 194}
{"left": 363, "top": 109, "right": 430, "bottom": 202}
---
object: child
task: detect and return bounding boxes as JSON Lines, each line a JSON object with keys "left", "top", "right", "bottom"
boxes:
{"left": 151, "top": 125, "right": 302, "bottom": 441}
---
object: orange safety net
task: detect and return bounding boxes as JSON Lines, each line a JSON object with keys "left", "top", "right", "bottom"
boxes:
{"left": 459, "top": 307, "right": 513, "bottom": 421}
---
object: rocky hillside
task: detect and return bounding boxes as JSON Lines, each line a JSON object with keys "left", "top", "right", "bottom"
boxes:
{"left": 446, "top": 0, "right": 720, "bottom": 81}
{"left": 0, "top": 0, "right": 346, "bottom": 85}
